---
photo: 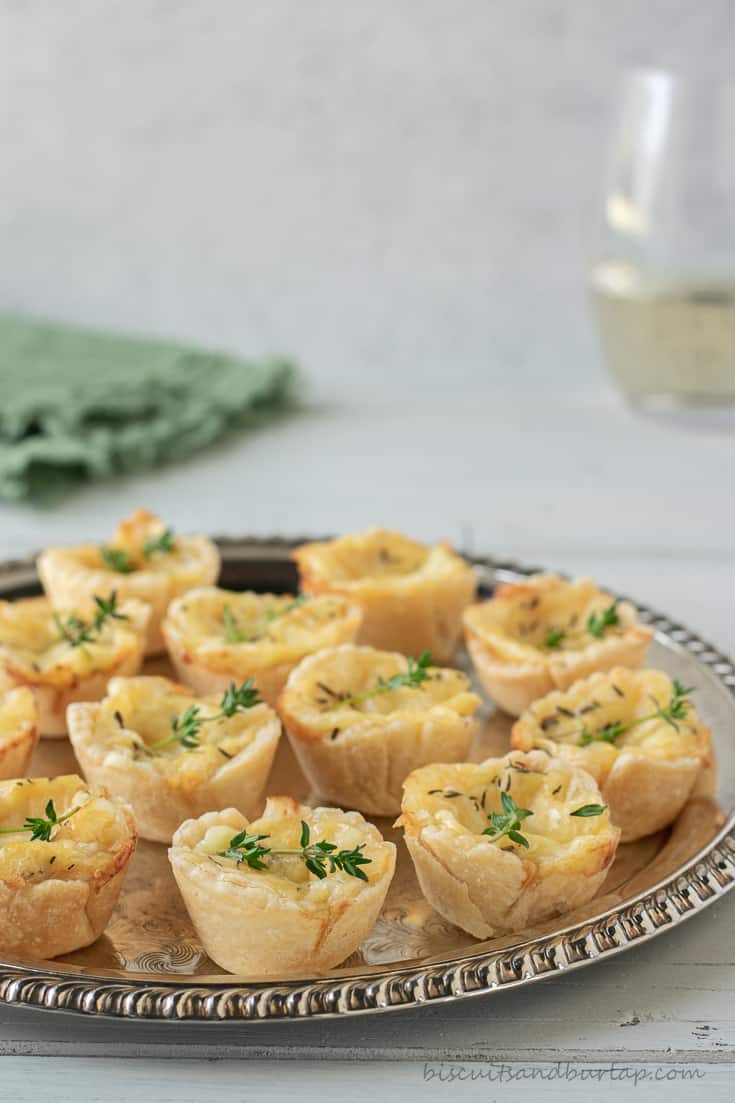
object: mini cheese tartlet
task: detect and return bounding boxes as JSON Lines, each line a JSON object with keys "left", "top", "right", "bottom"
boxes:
{"left": 169, "top": 796, "right": 396, "bottom": 977}
{"left": 67, "top": 675, "right": 281, "bottom": 843}
{"left": 278, "top": 644, "right": 482, "bottom": 816}
{"left": 292, "top": 528, "right": 476, "bottom": 663}
{"left": 398, "top": 750, "right": 619, "bottom": 938}
{"left": 511, "top": 668, "right": 711, "bottom": 842}
{"left": 463, "top": 575, "right": 654, "bottom": 716}
{"left": 0, "top": 595, "right": 150, "bottom": 737}
{"left": 0, "top": 773, "right": 136, "bottom": 959}
{"left": 0, "top": 689, "right": 38, "bottom": 779}
{"left": 37, "top": 509, "right": 220, "bottom": 655}
{"left": 397, "top": 750, "right": 613, "bottom": 939}
{"left": 162, "top": 587, "right": 363, "bottom": 706}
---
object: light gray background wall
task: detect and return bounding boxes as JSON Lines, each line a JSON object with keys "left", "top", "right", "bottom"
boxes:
{"left": 3, "top": 0, "right": 733, "bottom": 400}
{"left": 0, "top": 0, "right": 733, "bottom": 580}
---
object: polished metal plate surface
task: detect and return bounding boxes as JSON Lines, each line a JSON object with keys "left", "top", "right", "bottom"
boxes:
{"left": 0, "top": 538, "right": 733, "bottom": 1021}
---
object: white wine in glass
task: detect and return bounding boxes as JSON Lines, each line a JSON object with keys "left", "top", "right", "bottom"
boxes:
{"left": 593, "top": 69, "right": 735, "bottom": 422}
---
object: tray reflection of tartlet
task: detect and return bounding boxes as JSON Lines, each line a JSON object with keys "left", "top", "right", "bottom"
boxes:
{"left": 463, "top": 575, "right": 654, "bottom": 716}
{"left": 0, "top": 773, "right": 137, "bottom": 959}
{"left": 0, "top": 688, "right": 38, "bottom": 780}
{"left": 37, "top": 509, "right": 220, "bottom": 655}
{"left": 0, "top": 595, "right": 150, "bottom": 737}
{"left": 278, "top": 644, "right": 481, "bottom": 816}
{"left": 511, "top": 668, "right": 712, "bottom": 842}
{"left": 67, "top": 675, "right": 281, "bottom": 843}
{"left": 292, "top": 528, "right": 476, "bottom": 663}
{"left": 398, "top": 750, "right": 619, "bottom": 938}
{"left": 162, "top": 587, "right": 362, "bottom": 706}
{"left": 169, "top": 796, "right": 396, "bottom": 977}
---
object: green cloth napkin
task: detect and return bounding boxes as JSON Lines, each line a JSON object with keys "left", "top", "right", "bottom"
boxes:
{"left": 0, "top": 316, "right": 294, "bottom": 502}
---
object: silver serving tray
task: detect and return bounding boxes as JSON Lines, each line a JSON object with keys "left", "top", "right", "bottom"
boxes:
{"left": 0, "top": 537, "right": 733, "bottom": 1022}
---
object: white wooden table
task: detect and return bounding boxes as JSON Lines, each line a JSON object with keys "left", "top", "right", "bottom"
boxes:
{"left": 0, "top": 386, "right": 733, "bottom": 1102}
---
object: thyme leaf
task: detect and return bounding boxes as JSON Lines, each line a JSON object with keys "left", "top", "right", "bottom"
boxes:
{"left": 482, "top": 790, "right": 533, "bottom": 848}
{"left": 266, "top": 593, "right": 307, "bottom": 621}
{"left": 578, "top": 721, "right": 627, "bottom": 747}
{"left": 222, "top": 605, "right": 249, "bottom": 643}
{"left": 101, "top": 547, "right": 135, "bottom": 574}
{"left": 143, "top": 528, "right": 175, "bottom": 558}
{"left": 544, "top": 626, "right": 565, "bottom": 649}
{"left": 543, "top": 602, "right": 620, "bottom": 650}
{"left": 586, "top": 603, "right": 620, "bottom": 639}
{"left": 219, "top": 679, "right": 262, "bottom": 716}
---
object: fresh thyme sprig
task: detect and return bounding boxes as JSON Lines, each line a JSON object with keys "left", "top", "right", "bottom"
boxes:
{"left": 147, "top": 680, "right": 263, "bottom": 753}
{"left": 570, "top": 804, "right": 607, "bottom": 817}
{"left": 101, "top": 547, "right": 135, "bottom": 574}
{"left": 218, "top": 819, "right": 372, "bottom": 881}
{"left": 587, "top": 604, "right": 621, "bottom": 639}
{"left": 577, "top": 680, "right": 695, "bottom": 747}
{"left": 164, "top": 704, "right": 202, "bottom": 750}
{"left": 482, "top": 791, "right": 534, "bottom": 848}
{"left": 219, "top": 680, "right": 262, "bottom": 716}
{"left": 101, "top": 528, "right": 175, "bottom": 571}
{"left": 266, "top": 593, "right": 307, "bottom": 621}
{"left": 53, "top": 591, "right": 129, "bottom": 648}
{"left": 578, "top": 722, "right": 626, "bottom": 747}
{"left": 222, "top": 594, "right": 309, "bottom": 644}
{"left": 222, "top": 605, "right": 249, "bottom": 643}
{"left": 543, "top": 603, "right": 620, "bottom": 650}
{"left": 143, "top": 528, "right": 175, "bottom": 558}
{"left": 330, "top": 651, "right": 434, "bottom": 710}
{"left": 544, "top": 626, "right": 565, "bottom": 649}
{"left": 0, "top": 799, "right": 83, "bottom": 841}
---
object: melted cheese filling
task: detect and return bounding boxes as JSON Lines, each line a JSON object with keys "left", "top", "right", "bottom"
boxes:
{"left": 467, "top": 578, "right": 635, "bottom": 656}
{"left": 172, "top": 590, "right": 355, "bottom": 655}
{"left": 405, "top": 759, "right": 610, "bottom": 865}
{"left": 287, "top": 650, "right": 478, "bottom": 729}
{"left": 59, "top": 512, "right": 209, "bottom": 581}
{"left": 0, "top": 777, "right": 129, "bottom": 883}
{"left": 522, "top": 670, "right": 706, "bottom": 762}
{"left": 94, "top": 679, "right": 266, "bottom": 787}
{"left": 312, "top": 532, "right": 430, "bottom": 582}
{"left": 192, "top": 807, "right": 389, "bottom": 904}
{"left": 0, "top": 599, "right": 139, "bottom": 679}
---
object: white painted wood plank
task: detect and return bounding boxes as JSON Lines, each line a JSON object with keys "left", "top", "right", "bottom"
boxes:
{"left": 0, "top": 1057, "right": 729, "bottom": 1103}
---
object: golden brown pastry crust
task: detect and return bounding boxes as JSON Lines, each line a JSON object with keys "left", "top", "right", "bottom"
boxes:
{"left": 0, "top": 774, "right": 136, "bottom": 959}
{"left": 0, "top": 596, "right": 151, "bottom": 737}
{"left": 169, "top": 796, "right": 395, "bottom": 977}
{"left": 67, "top": 675, "right": 281, "bottom": 843}
{"left": 511, "top": 667, "right": 712, "bottom": 842}
{"left": 0, "top": 689, "right": 38, "bottom": 780}
{"left": 292, "top": 528, "right": 476, "bottom": 663}
{"left": 463, "top": 575, "right": 654, "bottom": 716}
{"left": 278, "top": 644, "right": 481, "bottom": 816}
{"left": 162, "top": 587, "right": 362, "bottom": 706}
{"left": 398, "top": 750, "right": 619, "bottom": 938}
{"left": 37, "top": 509, "right": 220, "bottom": 655}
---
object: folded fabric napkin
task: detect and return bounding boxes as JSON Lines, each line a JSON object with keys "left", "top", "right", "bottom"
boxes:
{"left": 0, "top": 316, "right": 294, "bottom": 502}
